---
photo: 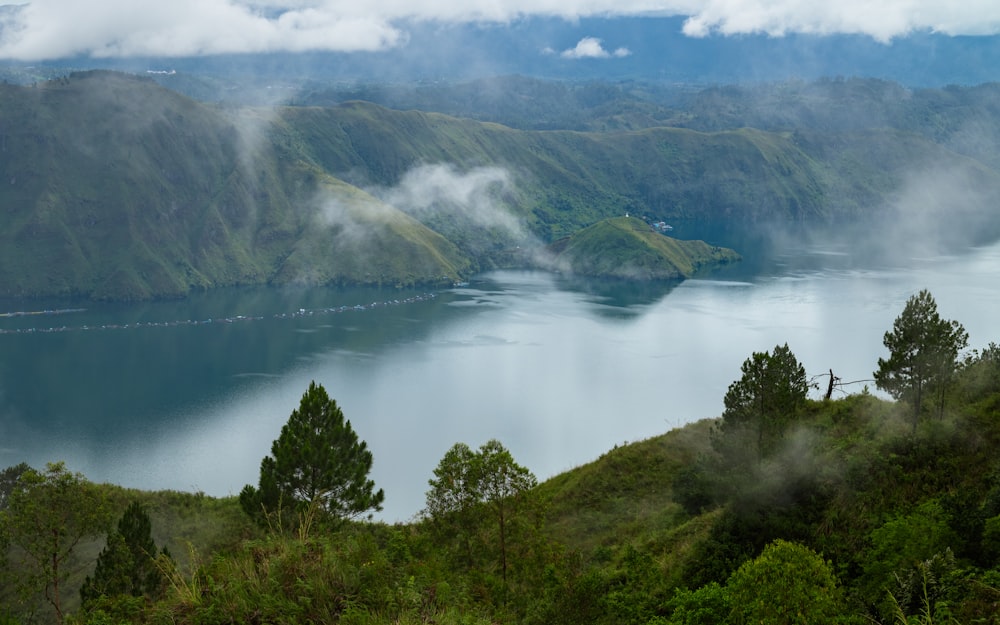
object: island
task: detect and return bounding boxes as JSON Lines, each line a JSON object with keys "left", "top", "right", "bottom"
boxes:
{"left": 546, "top": 216, "right": 741, "bottom": 280}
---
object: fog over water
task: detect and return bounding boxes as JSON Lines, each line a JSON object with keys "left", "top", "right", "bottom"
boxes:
{"left": 1, "top": 234, "right": 999, "bottom": 522}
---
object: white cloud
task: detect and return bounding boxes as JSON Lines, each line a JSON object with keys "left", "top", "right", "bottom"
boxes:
{"left": 0, "top": 0, "right": 999, "bottom": 60}
{"left": 376, "top": 163, "right": 525, "bottom": 237}
{"left": 676, "top": 0, "right": 1000, "bottom": 43}
{"left": 560, "top": 36, "right": 631, "bottom": 59}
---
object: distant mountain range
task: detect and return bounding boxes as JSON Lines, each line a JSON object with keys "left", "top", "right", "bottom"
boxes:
{"left": 2, "top": 70, "right": 1000, "bottom": 299}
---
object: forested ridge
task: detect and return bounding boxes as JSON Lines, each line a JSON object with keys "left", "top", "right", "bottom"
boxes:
{"left": 3, "top": 291, "right": 1000, "bottom": 624}
{"left": 3, "top": 71, "right": 1000, "bottom": 299}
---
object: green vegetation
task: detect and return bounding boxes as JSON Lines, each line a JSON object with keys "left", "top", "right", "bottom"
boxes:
{"left": 3, "top": 289, "right": 1000, "bottom": 624}
{"left": 717, "top": 343, "right": 809, "bottom": 461}
{"left": 0, "top": 72, "right": 470, "bottom": 299}
{"left": 240, "top": 381, "right": 385, "bottom": 529}
{"left": 547, "top": 216, "right": 740, "bottom": 280}
{"left": 875, "top": 289, "right": 969, "bottom": 428}
{"left": 425, "top": 440, "right": 539, "bottom": 594}
{"left": 79, "top": 502, "right": 169, "bottom": 608}
{"left": 0, "top": 463, "right": 112, "bottom": 624}
{"left": 4, "top": 72, "right": 1000, "bottom": 299}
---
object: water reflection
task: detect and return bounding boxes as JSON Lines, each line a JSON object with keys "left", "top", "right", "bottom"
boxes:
{"left": 555, "top": 276, "right": 682, "bottom": 318}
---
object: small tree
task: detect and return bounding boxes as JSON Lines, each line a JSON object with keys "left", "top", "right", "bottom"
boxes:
{"left": 80, "top": 501, "right": 168, "bottom": 605}
{"left": 240, "top": 381, "right": 384, "bottom": 527}
{"left": 0, "top": 462, "right": 111, "bottom": 624}
{"left": 874, "top": 289, "right": 968, "bottom": 430}
{"left": 424, "top": 439, "right": 537, "bottom": 592}
{"left": 425, "top": 442, "right": 482, "bottom": 565}
{"left": 727, "top": 539, "right": 844, "bottom": 625}
{"left": 718, "top": 343, "right": 808, "bottom": 460}
{"left": 477, "top": 439, "right": 538, "bottom": 588}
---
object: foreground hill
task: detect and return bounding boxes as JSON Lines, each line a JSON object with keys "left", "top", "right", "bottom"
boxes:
{"left": 4, "top": 340, "right": 1000, "bottom": 624}
{"left": 2, "top": 71, "right": 1000, "bottom": 298}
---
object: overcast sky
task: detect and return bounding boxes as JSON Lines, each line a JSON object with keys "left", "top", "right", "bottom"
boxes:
{"left": 0, "top": 0, "right": 998, "bottom": 61}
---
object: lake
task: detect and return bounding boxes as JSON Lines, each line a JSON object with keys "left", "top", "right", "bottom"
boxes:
{"left": 2, "top": 229, "right": 999, "bottom": 522}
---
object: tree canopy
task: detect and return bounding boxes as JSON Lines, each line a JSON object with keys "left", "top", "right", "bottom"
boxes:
{"left": 80, "top": 501, "right": 168, "bottom": 606}
{"left": 0, "top": 462, "right": 111, "bottom": 624}
{"left": 425, "top": 439, "right": 538, "bottom": 590}
{"left": 240, "top": 381, "right": 384, "bottom": 526}
{"left": 874, "top": 289, "right": 968, "bottom": 428}
{"left": 727, "top": 539, "right": 845, "bottom": 625}
{"left": 717, "top": 343, "right": 809, "bottom": 459}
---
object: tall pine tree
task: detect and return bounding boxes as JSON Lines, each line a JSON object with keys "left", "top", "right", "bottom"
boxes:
{"left": 874, "top": 289, "right": 968, "bottom": 429}
{"left": 241, "top": 381, "right": 384, "bottom": 527}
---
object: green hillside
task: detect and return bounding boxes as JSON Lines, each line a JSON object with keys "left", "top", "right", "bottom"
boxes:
{"left": 0, "top": 72, "right": 470, "bottom": 299}
{"left": 3, "top": 71, "right": 1000, "bottom": 299}
{"left": 4, "top": 326, "right": 1000, "bottom": 625}
{"left": 547, "top": 216, "right": 740, "bottom": 279}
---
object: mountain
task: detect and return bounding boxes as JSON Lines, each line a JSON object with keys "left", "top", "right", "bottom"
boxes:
{"left": 547, "top": 216, "right": 740, "bottom": 280}
{"left": 0, "top": 71, "right": 469, "bottom": 299}
{"left": 3, "top": 70, "right": 1000, "bottom": 299}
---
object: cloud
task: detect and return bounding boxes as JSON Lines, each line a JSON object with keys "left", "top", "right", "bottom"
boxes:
{"left": 676, "top": 0, "right": 1000, "bottom": 43}
{"left": 0, "top": 1, "right": 405, "bottom": 59}
{"left": 1, "top": 1, "right": 1000, "bottom": 60}
{"left": 558, "top": 36, "right": 631, "bottom": 59}
{"left": 376, "top": 163, "right": 525, "bottom": 237}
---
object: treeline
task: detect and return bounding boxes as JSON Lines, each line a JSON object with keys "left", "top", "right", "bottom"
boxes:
{"left": 3, "top": 290, "right": 1000, "bottom": 624}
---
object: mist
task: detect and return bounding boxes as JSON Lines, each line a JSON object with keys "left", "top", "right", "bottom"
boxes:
{"left": 371, "top": 163, "right": 536, "bottom": 258}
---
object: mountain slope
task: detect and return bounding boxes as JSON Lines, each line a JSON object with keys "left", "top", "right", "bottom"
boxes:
{"left": 0, "top": 72, "right": 470, "bottom": 298}
{"left": 3, "top": 71, "right": 1000, "bottom": 299}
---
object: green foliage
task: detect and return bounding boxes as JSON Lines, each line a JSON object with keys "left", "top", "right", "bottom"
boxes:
{"left": 3, "top": 299, "right": 1000, "bottom": 624}
{"left": 875, "top": 289, "right": 969, "bottom": 429}
{"left": 726, "top": 539, "right": 845, "bottom": 625}
{"left": 600, "top": 544, "right": 668, "bottom": 625}
{"left": 0, "top": 464, "right": 30, "bottom": 512}
{"left": 241, "top": 381, "right": 385, "bottom": 528}
{"left": 80, "top": 502, "right": 168, "bottom": 606}
{"left": 0, "top": 462, "right": 112, "bottom": 624}
{"left": 956, "top": 342, "right": 1000, "bottom": 405}
{"left": 982, "top": 514, "right": 1000, "bottom": 563}
{"left": 717, "top": 343, "right": 809, "bottom": 460}
{"left": 425, "top": 443, "right": 483, "bottom": 566}
{"left": 142, "top": 525, "right": 495, "bottom": 625}
{"left": 671, "top": 459, "right": 722, "bottom": 517}
{"left": 0, "top": 73, "right": 470, "bottom": 300}
{"left": 664, "top": 582, "right": 730, "bottom": 625}
{"left": 861, "top": 500, "right": 960, "bottom": 614}
{"left": 424, "top": 440, "right": 539, "bottom": 598}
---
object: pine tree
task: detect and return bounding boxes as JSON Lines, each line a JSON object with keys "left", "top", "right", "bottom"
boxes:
{"left": 874, "top": 289, "right": 968, "bottom": 430}
{"left": 80, "top": 501, "right": 167, "bottom": 605}
{"left": 718, "top": 343, "right": 808, "bottom": 460}
{"left": 241, "top": 381, "right": 384, "bottom": 526}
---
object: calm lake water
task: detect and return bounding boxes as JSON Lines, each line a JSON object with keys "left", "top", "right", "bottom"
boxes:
{"left": 2, "top": 230, "right": 999, "bottom": 522}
